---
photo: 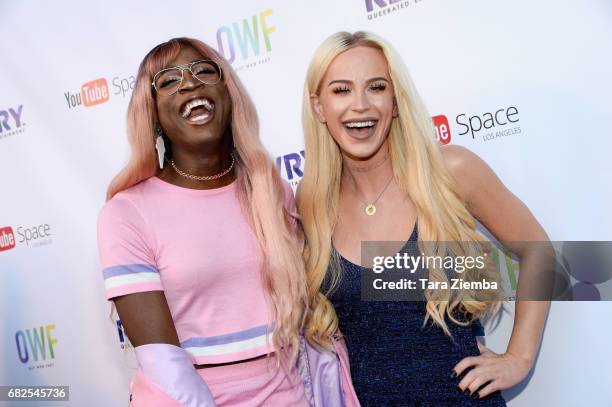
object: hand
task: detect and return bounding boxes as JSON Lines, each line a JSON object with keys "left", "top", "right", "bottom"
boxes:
{"left": 452, "top": 342, "right": 533, "bottom": 399}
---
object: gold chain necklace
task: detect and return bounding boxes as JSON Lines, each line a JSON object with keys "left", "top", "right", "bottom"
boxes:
{"left": 350, "top": 174, "right": 394, "bottom": 216}
{"left": 167, "top": 152, "right": 235, "bottom": 182}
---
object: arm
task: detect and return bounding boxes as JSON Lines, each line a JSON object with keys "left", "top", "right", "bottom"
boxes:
{"left": 114, "top": 291, "right": 180, "bottom": 347}
{"left": 97, "top": 197, "right": 216, "bottom": 407}
{"left": 440, "top": 145, "right": 550, "bottom": 398}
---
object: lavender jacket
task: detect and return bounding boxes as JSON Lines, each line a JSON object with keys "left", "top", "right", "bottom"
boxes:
{"left": 298, "top": 333, "right": 361, "bottom": 407}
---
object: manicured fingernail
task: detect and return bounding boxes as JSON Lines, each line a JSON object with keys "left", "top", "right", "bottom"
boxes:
{"left": 450, "top": 371, "right": 457, "bottom": 378}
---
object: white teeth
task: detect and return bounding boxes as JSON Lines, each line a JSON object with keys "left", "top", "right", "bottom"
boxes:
{"left": 181, "top": 98, "right": 214, "bottom": 118}
{"left": 345, "top": 120, "right": 376, "bottom": 128}
{"left": 189, "top": 113, "right": 210, "bottom": 122}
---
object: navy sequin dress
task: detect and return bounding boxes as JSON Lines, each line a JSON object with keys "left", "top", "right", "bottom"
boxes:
{"left": 327, "top": 223, "right": 506, "bottom": 406}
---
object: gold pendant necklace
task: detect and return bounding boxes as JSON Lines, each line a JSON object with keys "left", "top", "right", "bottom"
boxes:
{"left": 365, "top": 204, "right": 377, "bottom": 216}
{"left": 352, "top": 175, "right": 394, "bottom": 216}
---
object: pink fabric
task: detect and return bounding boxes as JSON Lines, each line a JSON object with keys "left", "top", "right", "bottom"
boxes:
{"left": 130, "top": 356, "right": 309, "bottom": 407}
{"left": 97, "top": 177, "right": 297, "bottom": 365}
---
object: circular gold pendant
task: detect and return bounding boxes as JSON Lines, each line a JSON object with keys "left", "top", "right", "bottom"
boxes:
{"left": 365, "top": 204, "right": 376, "bottom": 216}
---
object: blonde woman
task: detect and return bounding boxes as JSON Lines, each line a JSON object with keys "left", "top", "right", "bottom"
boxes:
{"left": 97, "top": 37, "right": 310, "bottom": 406}
{"left": 298, "top": 31, "right": 550, "bottom": 406}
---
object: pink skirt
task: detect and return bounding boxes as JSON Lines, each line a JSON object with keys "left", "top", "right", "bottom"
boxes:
{"left": 129, "top": 356, "right": 309, "bottom": 407}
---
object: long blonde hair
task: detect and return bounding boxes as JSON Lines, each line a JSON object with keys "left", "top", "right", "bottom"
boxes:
{"left": 106, "top": 37, "right": 307, "bottom": 365}
{"left": 298, "top": 31, "right": 501, "bottom": 347}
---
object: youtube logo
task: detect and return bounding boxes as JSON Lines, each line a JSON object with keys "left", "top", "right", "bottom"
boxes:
{"left": 81, "top": 78, "right": 109, "bottom": 107}
{"left": 0, "top": 226, "right": 16, "bottom": 252}
{"left": 65, "top": 78, "right": 110, "bottom": 109}
{"left": 433, "top": 115, "right": 451, "bottom": 145}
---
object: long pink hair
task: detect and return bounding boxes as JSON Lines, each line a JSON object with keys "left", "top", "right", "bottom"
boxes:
{"left": 106, "top": 37, "right": 307, "bottom": 365}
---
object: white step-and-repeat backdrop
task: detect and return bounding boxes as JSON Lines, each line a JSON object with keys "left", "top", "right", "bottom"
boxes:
{"left": 1, "top": 0, "right": 611, "bottom": 405}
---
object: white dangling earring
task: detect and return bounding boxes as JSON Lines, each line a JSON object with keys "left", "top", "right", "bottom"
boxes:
{"left": 155, "top": 127, "right": 166, "bottom": 169}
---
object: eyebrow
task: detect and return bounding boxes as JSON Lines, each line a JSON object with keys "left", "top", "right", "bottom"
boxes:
{"left": 327, "top": 77, "right": 389, "bottom": 87}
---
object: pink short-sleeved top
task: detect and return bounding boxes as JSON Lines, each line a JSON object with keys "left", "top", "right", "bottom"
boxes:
{"left": 96, "top": 176, "right": 297, "bottom": 365}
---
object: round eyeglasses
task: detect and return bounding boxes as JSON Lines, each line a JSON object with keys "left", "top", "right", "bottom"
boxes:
{"left": 152, "top": 60, "right": 223, "bottom": 96}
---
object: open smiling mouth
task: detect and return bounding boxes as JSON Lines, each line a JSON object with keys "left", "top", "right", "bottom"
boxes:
{"left": 180, "top": 97, "right": 215, "bottom": 125}
{"left": 343, "top": 119, "right": 378, "bottom": 139}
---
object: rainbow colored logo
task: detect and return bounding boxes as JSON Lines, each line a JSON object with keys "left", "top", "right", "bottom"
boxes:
{"left": 216, "top": 9, "right": 275, "bottom": 66}
{"left": 15, "top": 324, "right": 58, "bottom": 366}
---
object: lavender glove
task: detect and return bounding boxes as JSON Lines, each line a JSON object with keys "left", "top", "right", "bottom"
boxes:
{"left": 134, "top": 343, "right": 216, "bottom": 407}
{"left": 298, "top": 334, "right": 345, "bottom": 407}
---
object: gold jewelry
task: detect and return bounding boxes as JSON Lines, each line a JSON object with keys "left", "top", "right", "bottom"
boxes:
{"left": 167, "top": 152, "right": 235, "bottom": 181}
{"left": 351, "top": 174, "right": 394, "bottom": 216}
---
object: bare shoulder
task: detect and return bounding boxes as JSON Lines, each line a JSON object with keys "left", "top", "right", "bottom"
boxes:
{"left": 439, "top": 144, "right": 499, "bottom": 204}
{"left": 438, "top": 145, "right": 547, "bottom": 242}
{"left": 439, "top": 144, "right": 484, "bottom": 175}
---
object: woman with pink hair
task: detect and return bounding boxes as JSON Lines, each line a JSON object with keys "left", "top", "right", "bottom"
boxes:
{"left": 96, "top": 37, "right": 347, "bottom": 406}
